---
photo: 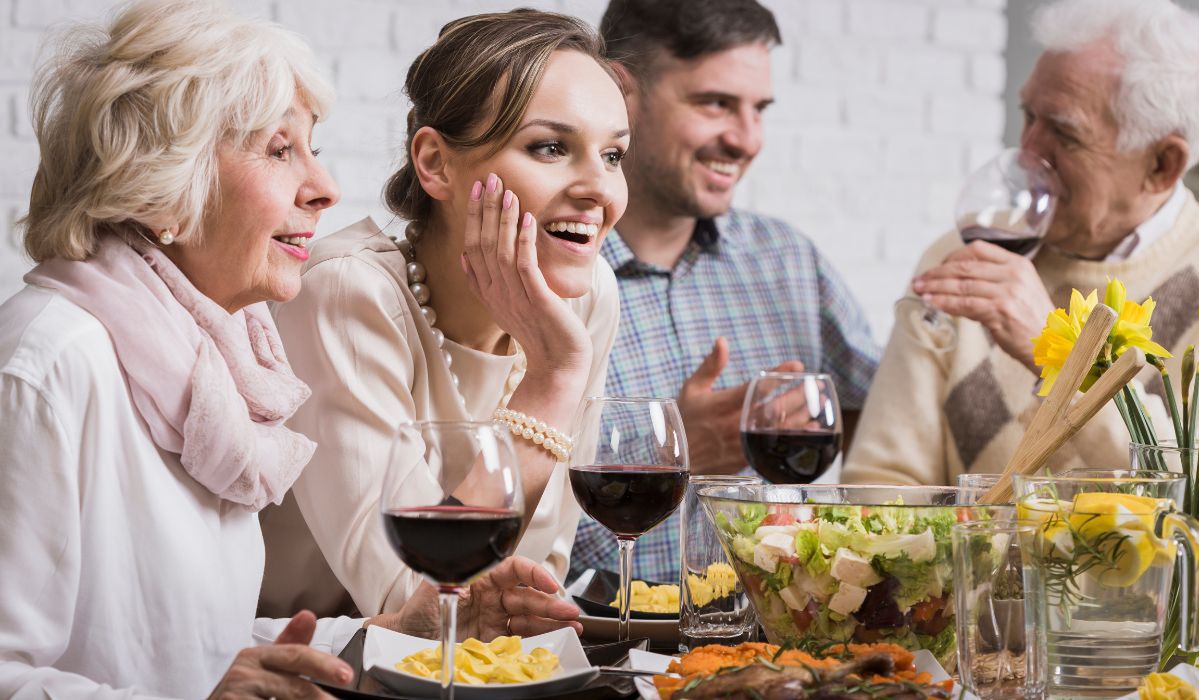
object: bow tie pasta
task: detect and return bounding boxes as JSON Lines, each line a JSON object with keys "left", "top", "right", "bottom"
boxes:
{"left": 396, "top": 636, "right": 560, "bottom": 684}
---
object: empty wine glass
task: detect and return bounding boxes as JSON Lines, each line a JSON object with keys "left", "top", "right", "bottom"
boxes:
{"left": 381, "top": 421, "right": 524, "bottom": 700}
{"left": 895, "top": 148, "right": 1060, "bottom": 351}
{"left": 740, "top": 371, "right": 842, "bottom": 484}
{"left": 568, "top": 397, "right": 689, "bottom": 641}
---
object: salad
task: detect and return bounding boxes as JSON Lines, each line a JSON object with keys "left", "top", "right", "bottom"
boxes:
{"left": 714, "top": 501, "right": 961, "bottom": 666}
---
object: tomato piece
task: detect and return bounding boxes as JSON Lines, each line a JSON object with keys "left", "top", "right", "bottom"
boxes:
{"left": 912, "top": 596, "right": 952, "bottom": 635}
{"left": 789, "top": 607, "right": 814, "bottom": 632}
{"left": 762, "top": 512, "right": 797, "bottom": 526}
{"left": 916, "top": 610, "right": 952, "bottom": 636}
{"left": 911, "top": 596, "right": 947, "bottom": 622}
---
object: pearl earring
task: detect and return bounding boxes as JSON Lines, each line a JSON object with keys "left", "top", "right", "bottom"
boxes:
{"left": 158, "top": 229, "right": 174, "bottom": 245}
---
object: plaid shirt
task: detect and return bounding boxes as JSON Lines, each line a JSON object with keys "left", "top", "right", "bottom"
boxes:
{"left": 568, "top": 209, "right": 880, "bottom": 584}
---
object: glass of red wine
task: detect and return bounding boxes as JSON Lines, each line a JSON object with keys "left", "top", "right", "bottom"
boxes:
{"left": 568, "top": 397, "right": 689, "bottom": 641}
{"left": 381, "top": 421, "right": 524, "bottom": 700}
{"left": 895, "top": 147, "right": 1060, "bottom": 350}
{"left": 740, "top": 371, "right": 842, "bottom": 484}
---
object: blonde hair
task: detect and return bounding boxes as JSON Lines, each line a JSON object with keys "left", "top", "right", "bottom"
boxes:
{"left": 384, "top": 9, "right": 612, "bottom": 227}
{"left": 19, "top": 0, "right": 335, "bottom": 262}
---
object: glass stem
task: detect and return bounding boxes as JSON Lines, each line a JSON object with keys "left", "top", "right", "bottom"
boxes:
{"left": 438, "top": 588, "right": 459, "bottom": 700}
{"left": 617, "top": 536, "right": 636, "bottom": 642}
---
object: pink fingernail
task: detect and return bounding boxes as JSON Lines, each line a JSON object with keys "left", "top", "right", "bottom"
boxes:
{"left": 503, "top": 190, "right": 513, "bottom": 209}
{"left": 486, "top": 173, "right": 498, "bottom": 193}
{"left": 470, "top": 181, "right": 482, "bottom": 201}
{"left": 522, "top": 212, "right": 533, "bottom": 229}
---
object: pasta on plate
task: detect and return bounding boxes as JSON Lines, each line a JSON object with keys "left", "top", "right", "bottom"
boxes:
{"left": 395, "top": 636, "right": 559, "bottom": 685}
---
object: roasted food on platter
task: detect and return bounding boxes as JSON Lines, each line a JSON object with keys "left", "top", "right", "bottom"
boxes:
{"left": 654, "top": 642, "right": 953, "bottom": 700}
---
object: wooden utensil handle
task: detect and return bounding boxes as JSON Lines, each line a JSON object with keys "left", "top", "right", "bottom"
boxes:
{"left": 984, "top": 348, "right": 1146, "bottom": 503}
{"left": 1007, "top": 305, "right": 1119, "bottom": 473}
{"left": 978, "top": 304, "right": 1118, "bottom": 505}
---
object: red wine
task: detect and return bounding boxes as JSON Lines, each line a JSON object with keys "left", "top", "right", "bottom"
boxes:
{"left": 569, "top": 465, "right": 687, "bottom": 538}
{"left": 382, "top": 506, "right": 521, "bottom": 585}
{"left": 740, "top": 429, "right": 841, "bottom": 484}
{"left": 959, "top": 225, "right": 1040, "bottom": 256}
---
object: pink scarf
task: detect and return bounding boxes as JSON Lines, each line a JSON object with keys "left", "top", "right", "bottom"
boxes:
{"left": 25, "top": 236, "right": 314, "bottom": 511}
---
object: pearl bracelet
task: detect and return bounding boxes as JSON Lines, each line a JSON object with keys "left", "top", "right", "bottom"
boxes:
{"left": 493, "top": 408, "right": 572, "bottom": 462}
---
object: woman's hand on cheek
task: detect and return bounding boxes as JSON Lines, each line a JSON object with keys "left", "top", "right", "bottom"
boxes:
{"left": 462, "top": 173, "right": 592, "bottom": 384}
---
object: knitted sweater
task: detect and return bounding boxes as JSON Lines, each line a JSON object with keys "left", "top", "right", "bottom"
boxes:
{"left": 843, "top": 191, "right": 1199, "bottom": 486}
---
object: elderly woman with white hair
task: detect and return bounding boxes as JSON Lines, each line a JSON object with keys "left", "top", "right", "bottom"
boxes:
{"left": 0, "top": 1, "right": 578, "bottom": 697}
{"left": 845, "top": 0, "right": 1199, "bottom": 487}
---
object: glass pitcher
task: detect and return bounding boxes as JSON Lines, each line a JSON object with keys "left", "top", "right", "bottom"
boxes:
{"left": 1014, "top": 472, "right": 1199, "bottom": 698}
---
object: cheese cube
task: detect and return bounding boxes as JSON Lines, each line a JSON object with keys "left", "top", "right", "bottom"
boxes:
{"left": 830, "top": 548, "right": 883, "bottom": 587}
{"left": 755, "top": 524, "right": 800, "bottom": 538}
{"left": 827, "top": 581, "right": 869, "bottom": 616}
{"left": 753, "top": 532, "right": 797, "bottom": 572}
{"left": 779, "top": 582, "right": 810, "bottom": 611}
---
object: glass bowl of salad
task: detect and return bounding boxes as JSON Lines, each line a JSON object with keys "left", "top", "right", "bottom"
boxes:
{"left": 699, "top": 483, "right": 992, "bottom": 668}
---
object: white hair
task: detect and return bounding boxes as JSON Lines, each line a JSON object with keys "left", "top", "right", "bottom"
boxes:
{"left": 1033, "top": 0, "right": 1199, "bottom": 168}
{"left": 20, "top": 0, "right": 335, "bottom": 262}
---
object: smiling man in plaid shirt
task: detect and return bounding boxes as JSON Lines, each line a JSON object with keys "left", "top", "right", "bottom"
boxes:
{"left": 568, "top": 0, "right": 881, "bottom": 584}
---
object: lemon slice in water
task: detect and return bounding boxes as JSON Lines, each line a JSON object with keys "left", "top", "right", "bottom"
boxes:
{"left": 1067, "top": 493, "right": 1172, "bottom": 587}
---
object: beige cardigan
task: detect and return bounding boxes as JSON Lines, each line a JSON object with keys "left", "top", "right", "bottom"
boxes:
{"left": 259, "top": 218, "right": 620, "bottom": 617}
{"left": 843, "top": 193, "right": 1199, "bottom": 486}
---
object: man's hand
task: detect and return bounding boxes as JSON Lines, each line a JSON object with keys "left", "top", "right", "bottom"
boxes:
{"left": 912, "top": 240, "right": 1052, "bottom": 372}
{"left": 678, "top": 338, "right": 804, "bottom": 476}
{"left": 375, "top": 556, "right": 582, "bottom": 641}
{"left": 208, "top": 611, "right": 351, "bottom": 699}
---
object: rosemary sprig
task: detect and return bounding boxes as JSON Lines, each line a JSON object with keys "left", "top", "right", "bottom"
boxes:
{"left": 1029, "top": 511, "right": 1133, "bottom": 619}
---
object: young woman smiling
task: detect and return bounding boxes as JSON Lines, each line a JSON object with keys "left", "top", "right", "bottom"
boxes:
{"left": 259, "top": 9, "right": 630, "bottom": 619}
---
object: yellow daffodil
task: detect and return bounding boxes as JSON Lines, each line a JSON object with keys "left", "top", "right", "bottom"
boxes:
{"left": 1031, "top": 278, "right": 1170, "bottom": 396}
{"left": 1105, "top": 277, "right": 1172, "bottom": 360}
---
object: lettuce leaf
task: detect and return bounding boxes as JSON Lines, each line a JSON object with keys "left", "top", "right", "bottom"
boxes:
{"left": 794, "top": 529, "right": 831, "bottom": 576}
{"left": 733, "top": 503, "right": 768, "bottom": 536}
{"left": 873, "top": 554, "right": 945, "bottom": 610}
{"left": 917, "top": 625, "right": 957, "bottom": 667}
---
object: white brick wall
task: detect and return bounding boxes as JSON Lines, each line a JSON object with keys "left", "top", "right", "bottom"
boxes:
{"left": 0, "top": 0, "right": 1008, "bottom": 340}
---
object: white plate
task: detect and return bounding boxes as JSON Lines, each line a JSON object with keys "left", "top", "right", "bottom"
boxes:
{"left": 567, "top": 569, "right": 681, "bottom": 646}
{"left": 577, "top": 612, "right": 680, "bottom": 646}
{"left": 363, "top": 626, "right": 598, "bottom": 699}
{"left": 628, "top": 647, "right": 975, "bottom": 700}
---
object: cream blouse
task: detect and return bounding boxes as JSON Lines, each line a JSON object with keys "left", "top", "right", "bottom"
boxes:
{"left": 260, "top": 218, "right": 620, "bottom": 617}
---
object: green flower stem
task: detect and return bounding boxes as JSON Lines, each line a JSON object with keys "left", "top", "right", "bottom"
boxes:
{"left": 1113, "top": 390, "right": 1145, "bottom": 446}
{"left": 1121, "top": 385, "right": 1153, "bottom": 445}
{"left": 1150, "top": 356, "right": 1185, "bottom": 446}
{"left": 1182, "top": 347, "right": 1195, "bottom": 448}
{"left": 1189, "top": 365, "right": 1199, "bottom": 452}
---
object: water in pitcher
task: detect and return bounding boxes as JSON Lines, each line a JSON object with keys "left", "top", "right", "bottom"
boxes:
{"left": 1020, "top": 496, "right": 1176, "bottom": 699}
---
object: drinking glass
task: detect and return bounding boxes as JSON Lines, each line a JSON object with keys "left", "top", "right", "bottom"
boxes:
{"left": 895, "top": 148, "right": 1060, "bottom": 351}
{"left": 953, "top": 519, "right": 1045, "bottom": 699}
{"left": 740, "top": 372, "right": 841, "bottom": 484}
{"left": 381, "top": 421, "right": 524, "bottom": 700}
{"left": 568, "top": 397, "right": 689, "bottom": 641}
{"left": 958, "top": 473, "right": 1005, "bottom": 505}
{"left": 1130, "top": 440, "right": 1199, "bottom": 513}
{"left": 1014, "top": 472, "right": 1199, "bottom": 698}
{"left": 679, "top": 475, "right": 760, "bottom": 651}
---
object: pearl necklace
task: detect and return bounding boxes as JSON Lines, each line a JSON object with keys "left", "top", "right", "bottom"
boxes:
{"left": 389, "top": 222, "right": 525, "bottom": 416}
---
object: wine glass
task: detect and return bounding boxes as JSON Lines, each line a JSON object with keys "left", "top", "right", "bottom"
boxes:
{"left": 895, "top": 147, "right": 1060, "bottom": 350}
{"left": 381, "top": 421, "right": 524, "bottom": 700}
{"left": 568, "top": 397, "right": 689, "bottom": 641}
{"left": 739, "top": 371, "right": 842, "bottom": 484}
